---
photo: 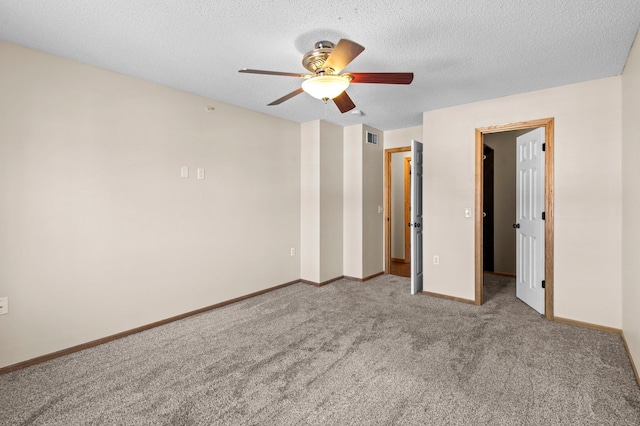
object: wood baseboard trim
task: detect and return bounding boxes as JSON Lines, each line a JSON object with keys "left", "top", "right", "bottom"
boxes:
{"left": 300, "top": 276, "right": 344, "bottom": 287}
{"left": 422, "top": 291, "right": 476, "bottom": 305}
{"left": 553, "top": 316, "right": 622, "bottom": 335}
{"left": 0, "top": 279, "right": 300, "bottom": 375}
{"left": 621, "top": 331, "right": 640, "bottom": 389}
{"left": 344, "top": 271, "right": 385, "bottom": 282}
{"left": 391, "top": 258, "right": 410, "bottom": 264}
{"left": 484, "top": 271, "right": 516, "bottom": 278}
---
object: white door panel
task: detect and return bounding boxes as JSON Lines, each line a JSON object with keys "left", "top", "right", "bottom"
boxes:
{"left": 515, "top": 128, "right": 545, "bottom": 314}
{"left": 411, "top": 140, "right": 424, "bottom": 294}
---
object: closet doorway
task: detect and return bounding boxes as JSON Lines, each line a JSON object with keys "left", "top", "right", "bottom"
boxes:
{"left": 384, "top": 147, "right": 411, "bottom": 277}
{"left": 475, "top": 118, "right": 555, "bottom": 319}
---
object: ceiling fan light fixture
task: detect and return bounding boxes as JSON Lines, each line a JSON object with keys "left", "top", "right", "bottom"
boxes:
{"left": 239, "top": 39, "right": 413, "bottom": 112}
{"left": 301, "top": 75, "right": 350, "bottom": 101}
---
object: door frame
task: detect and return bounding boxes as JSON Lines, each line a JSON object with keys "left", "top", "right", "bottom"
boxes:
{"left": 474, "top": 118, "right": 555, "bottom": 320}
{"left": 384, "top": 146, "right": 411, "bottom": 273}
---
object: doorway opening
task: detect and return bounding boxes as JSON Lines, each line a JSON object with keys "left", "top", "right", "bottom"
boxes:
{"left": 384, "top": 147, "right": 411, "bottom": 277}
{"left": 483, "top": 144, "right": 495, "bottom": 273}
{"left": 475, "top": 118, "right": 555, "bottom": 320}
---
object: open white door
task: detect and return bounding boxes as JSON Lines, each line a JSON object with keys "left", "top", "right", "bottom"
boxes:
{"left": 411, "top": 140, "right": 423, "bottom": 294}
{"left": 515, "top": 128, "right": 545, "bottom": 314}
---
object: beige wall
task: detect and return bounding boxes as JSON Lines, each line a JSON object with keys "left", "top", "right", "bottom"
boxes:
{"left": 3, "top": 36, "right": 636, "bottom": 372}
{"left": 0, "top": 42, "right": 302, "bottom": 368}
{"left": 384, "top": 126, "right": 423, "bottom": 150}
{"left": 423, "top": 77, "right": 622, "bottom": 328}
{"left": 622, "top": 29, "right": 640, "bottom": 376}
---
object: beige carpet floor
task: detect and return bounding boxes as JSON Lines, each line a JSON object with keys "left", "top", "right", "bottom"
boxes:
{"left": 1, "top": 274, "right": 639, "bottom": 425}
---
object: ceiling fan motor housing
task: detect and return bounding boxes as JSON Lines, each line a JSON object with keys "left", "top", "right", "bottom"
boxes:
{"left": 303, "top": 41, "right": 336, "bottom": 74}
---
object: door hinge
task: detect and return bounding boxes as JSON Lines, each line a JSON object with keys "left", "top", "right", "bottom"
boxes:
{"left": 542, "top": 143, "right": 546, "bottom": 152}
{"left": 542, "top": 212, "right": 546, "bottom": 220}
{"left": 542, "top": 280, "right": 546, "bottom": 289}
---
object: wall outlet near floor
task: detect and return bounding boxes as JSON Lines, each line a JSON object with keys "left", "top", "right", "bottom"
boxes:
{"left": 290, "top": 247, "right": 296, "bottom": 256}
{"left": 0, "top": 297, "right": 8, "bottom": 315}
{"left": 433, "top": 255, "right": 440, "bottom": 265}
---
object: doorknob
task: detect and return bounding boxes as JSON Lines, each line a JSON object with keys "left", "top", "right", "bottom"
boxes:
{"left": 408, "top": 222, "right": 412, "bottom": 227}
{"left": 513, "top": 223, "right": 520, "bottom": 229}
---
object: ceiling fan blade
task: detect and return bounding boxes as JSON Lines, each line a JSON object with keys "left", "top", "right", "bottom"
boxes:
{"left": 333, "top": 91, "right": 356, "bottom": 113}
{"left": 268, "top": 87, "right": 304, "bottom": 105}
{"left": 323, "top": 39, "right": 365, "bottom": 73}
{"left": 239, "top": 69, "right": 309, "bottom": 78}
{"left": 349, "top": 72, "right": 414, "bottom": 84}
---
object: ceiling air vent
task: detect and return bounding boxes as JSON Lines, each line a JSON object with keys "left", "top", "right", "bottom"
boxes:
{"left": 366, "top": 131, "right": 378, "bottom": 145}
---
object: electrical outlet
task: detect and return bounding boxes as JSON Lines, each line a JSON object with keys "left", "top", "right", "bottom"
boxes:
{"left": 0, "top": 297, "right": 8, "bottom": 315}
{"left": 433, "top": 256, "right": 440, "bottom": 265}
{"left": 180, "top": 166, "right": 189, "bottom": 178}
{"left": 290, "top": 247, "right": 296, "bottom": 256}
{"left": 197, "top": 168, "right": 205, "bottom": 180}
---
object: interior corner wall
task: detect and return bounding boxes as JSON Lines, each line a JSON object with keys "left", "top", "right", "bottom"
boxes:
{"left": 300, "top": 120, "right": 344, "bottom": 284}
{"left": 0, "top": 41, "right": 302, "bottom": 368}
{"left": 343, "top": 124, "right": 383, "bottom": 279}
{"left": 423, "top": 76, "right": 622, "bottom": 328}
{"left": 319, "top": 121, "right": 344, "bottom": 283}
{"left": 343, "top": 125, "right": 364, "bottom": 278}
{"left": 362, "top": 125, "right": 385, "bottom": 278}
{"left": 621, "top": 27, "right": 640, "bottom": 374}
{"left": 300, "top": 121, "right": 321, "bottom": 283}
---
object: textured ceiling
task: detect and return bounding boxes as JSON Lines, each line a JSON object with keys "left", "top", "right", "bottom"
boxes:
{"left": 1, "top": 1, "right": 640, "bottom": 130}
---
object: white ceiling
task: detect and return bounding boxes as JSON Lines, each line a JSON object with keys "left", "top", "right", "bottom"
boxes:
{"left": 1, "top": 1, "right": 639, "bottom": 130}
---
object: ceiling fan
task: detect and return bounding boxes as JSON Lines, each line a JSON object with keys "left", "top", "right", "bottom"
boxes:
{"left": 239, "top": 39, "right": 414, "bottom": 113}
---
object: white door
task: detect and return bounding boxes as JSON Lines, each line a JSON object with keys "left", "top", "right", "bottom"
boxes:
{"left": 515, "top": 128, "right": 545, "bottom": 314}
{"left": 411, "top": 140, "right": 424, "bottom": 294}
